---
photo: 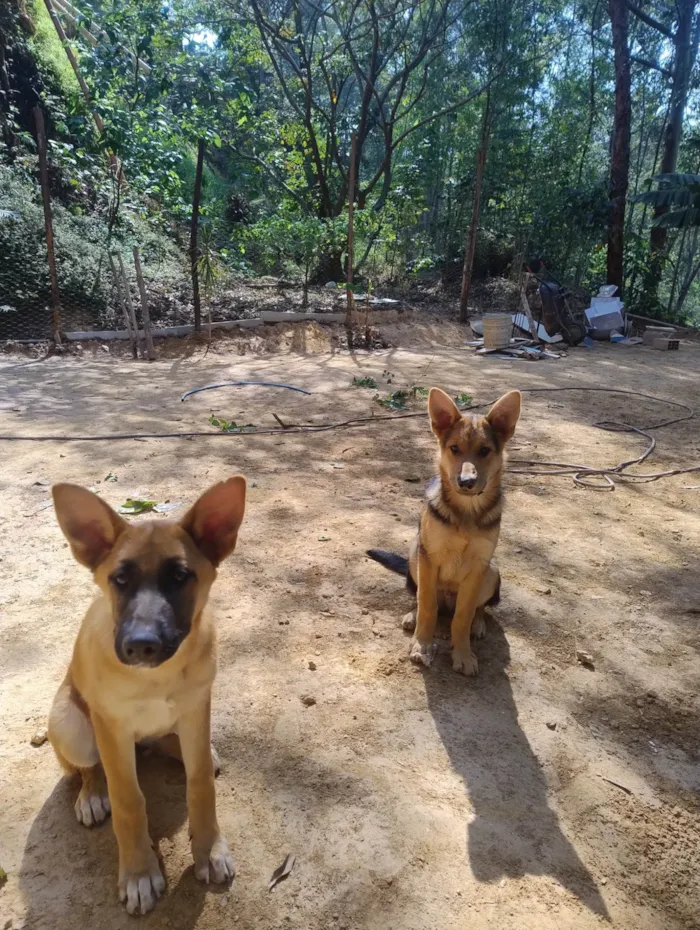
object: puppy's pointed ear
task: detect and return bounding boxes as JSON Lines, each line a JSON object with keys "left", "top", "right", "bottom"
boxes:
{"left": 486, "top": 390, "right": 521, "bottom": 444}
{"left": 180, "top": 475, "right": 246, "bottom": 567}
{"left": 428, "top": 388, "right": 462, "bottom": 438}
{"left": 52, "top": 484, "right": 128, "bottom": 570}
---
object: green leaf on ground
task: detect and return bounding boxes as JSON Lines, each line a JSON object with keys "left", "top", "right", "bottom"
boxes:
{"left": 118, "top": 499, "right": 157, "bottom": 515}
{"left": 209, "top": 415, "right": 256, "bottom": 432}
{"left": 454, "top": 392, "right": 473, "bottom": 406}
{"left": 375, "top": 390, "right": 409, "bottom": 410}
{"left": 352, "top": 376, "right": 377, "bottom": 389}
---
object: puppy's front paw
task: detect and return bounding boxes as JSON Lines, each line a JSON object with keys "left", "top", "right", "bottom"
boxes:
{"left": 193, "top": 834, "right": 235, "bottom": 884}
{"left": 75, "top": 785, "right": 110, "bottom": 827}
{"left": 409, "top": 639, "right": 436, "bottom": 667}
{"left": 401, "top": 610, "right": 416, "bottom": 631}
{"left": 119, "top": 853, "right": 165, "bottom": 915}
{"left": 452, "top": 644, "right": 479, "bottom": 676}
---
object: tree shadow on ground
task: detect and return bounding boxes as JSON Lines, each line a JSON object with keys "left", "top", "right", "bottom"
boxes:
{"left": 419, "top": 617, "right": 609, "bottom": 919}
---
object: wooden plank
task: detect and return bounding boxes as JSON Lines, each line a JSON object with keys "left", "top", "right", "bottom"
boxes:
{"left": 260, "top": 311, "right": 346, "bottom": 323}
{"left": 519, "top": 284, "right": 541, "bottom": 343}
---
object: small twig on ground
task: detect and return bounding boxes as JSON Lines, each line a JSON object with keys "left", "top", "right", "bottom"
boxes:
{"left": 597, "top": 774, "right": 633, "bottom": 796}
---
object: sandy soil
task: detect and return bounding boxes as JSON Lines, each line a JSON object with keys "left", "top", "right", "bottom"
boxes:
{"left": 0, "top": 319, "right": 698, "bottom": 930}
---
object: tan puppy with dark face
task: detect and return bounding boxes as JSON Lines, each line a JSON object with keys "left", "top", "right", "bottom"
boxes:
{"left": 368, "top": 388, "right": 520, "bottom": 675}
{"left": 47, "top": 477, "right": 246, "bottom": 915}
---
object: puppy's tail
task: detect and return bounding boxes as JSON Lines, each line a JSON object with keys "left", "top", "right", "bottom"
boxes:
{"left": 366, "top": 549, "right": 409, "bottom": 576}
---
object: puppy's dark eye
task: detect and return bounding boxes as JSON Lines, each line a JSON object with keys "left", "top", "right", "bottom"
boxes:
{"left": 450, "top": 444, "right": 461, "bottom": 454}
{"left": 112, "top": 569, "right": 129, "bottom": 589}
{"left": 478, "top": 446, "right": 491, "bottom": 458}
{"left": 171, "top": 565, "right": 191, "bottom": 585}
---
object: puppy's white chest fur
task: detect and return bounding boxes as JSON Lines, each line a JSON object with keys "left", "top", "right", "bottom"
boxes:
{"left": 131, "top": 695, "right": 180, "bottom": 742}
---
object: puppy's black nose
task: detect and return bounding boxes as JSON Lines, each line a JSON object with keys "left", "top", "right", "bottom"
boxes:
{"left": 458, "top": 475, "right": 477, "bottom": 490}
{"left": 122, "top": 631, "right": 163, "bottom": 665}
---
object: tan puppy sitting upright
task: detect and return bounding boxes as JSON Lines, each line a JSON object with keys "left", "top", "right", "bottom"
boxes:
{"left": 48, "top": 476, "right": 246, "bottom": 915}
{"left": 368, "top": 388, "right": 520, "bottom": 675}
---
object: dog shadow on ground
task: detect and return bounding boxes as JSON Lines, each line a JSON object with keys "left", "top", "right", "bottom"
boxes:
{"left": 420, "top": 615, "right": 609, "bottom": 919}
{"left": 18, "top": 752, "right": 221, "bottom": 930}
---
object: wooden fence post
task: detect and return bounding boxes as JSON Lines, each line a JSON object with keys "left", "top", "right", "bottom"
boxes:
{"left": 33, "top": 106, "right": 61, "bottom": 344}
{"left": 132, "top": 247, "right": 156, "bottom": 360}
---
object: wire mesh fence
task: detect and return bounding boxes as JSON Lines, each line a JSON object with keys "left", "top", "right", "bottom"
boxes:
{"left": 0, "top": 108, "right": 198, "bottom": 345}
{"left": 0, "top": 237, "right": 199, "bottom": 344}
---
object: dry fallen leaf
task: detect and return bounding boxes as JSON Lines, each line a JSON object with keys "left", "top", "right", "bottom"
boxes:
{"left": 268, "top": 853, "right": 295, "bottom": 891}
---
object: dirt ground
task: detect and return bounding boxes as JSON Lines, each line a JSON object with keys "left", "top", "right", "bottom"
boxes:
{"left": 0, "top": 318, "right": 698, "bottom": 930}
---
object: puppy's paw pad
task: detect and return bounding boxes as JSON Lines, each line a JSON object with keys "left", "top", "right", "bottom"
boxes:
{"left": 409, "top": 640, "right": 436, "bottom": 667}
{"left": 119, "top": 867, "right": 165, "bottom": 915}
{"left": 401, "top": 611, "right": 416, "bottom": 631}
{"left": 452, "top": 647, "right": 479, "bottom": 676}
{"left": 194, "top": 837, "right": 235, "bottom": 884}
{"left": 75, "top": 790, "right": 110, "bottom": 827}
{"left": 471, "top": 614, "right": 486, "bottom": 640}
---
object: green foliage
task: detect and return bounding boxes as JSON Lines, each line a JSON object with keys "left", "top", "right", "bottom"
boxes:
{"left": 2, "top": 0, "right": 700, "bottom": 328}
{"left": 375, "top": 391, "right": 410, "bottom": 411}
{"left": 373, "top": 386, "right": 428, "bottom": 410}
{"left": 454, "top": 392, "right": 473, "bottom": 406}
{"left": 243, "top": 211, "right": 345, "bottom": 298}
{"left": 352, "top": 376, "right": 378, "bottom": 389}
{"left": 635, "top": 174, "right": 700, "bottom": 229}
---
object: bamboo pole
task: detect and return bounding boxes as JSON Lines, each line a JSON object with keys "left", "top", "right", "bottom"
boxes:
{"left": 116, "top": 252, "right": 142, "bottom": 356}
{"left": 33, "top": 106, "right": 62, "bottom": 345}
{"left": 43, "top": 0, "right": 121, "bottom": 177}
{"left": 43, "top": 0, "right": 104, "bottom": 134}
{"left": 132, "top": 248, "right": 156, "bottom": 360}
{"left": 345, "top": 132, "right": 358, "bottom": 327}
{"left": 109, "top": 253, "right": 137, "bottom": 358}
{"left": 51, "top": 0, "right": 151, "bottom": 75}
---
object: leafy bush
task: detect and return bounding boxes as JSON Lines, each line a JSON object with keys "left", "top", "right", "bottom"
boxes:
{"left": 242, "top": 211, "right": 346, "bottom": 302}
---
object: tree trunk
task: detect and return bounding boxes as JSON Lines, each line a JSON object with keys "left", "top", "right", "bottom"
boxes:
{"left": 345, "top": 132, "right": 358, "bottom": 325}
{"left": 314, "top": 250, "right": 344, "bottom": 284}
{"left": 190, "top": 137, "right": 205, "bottom": 332}
{"left": 606, "top": 0, "right": 631, "bottom": 292}
{"left": 643, "top": 0, "right": 698, "bottom": 307}
{"left": 459, "top": 92, "right": 490, "bottom": 322}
